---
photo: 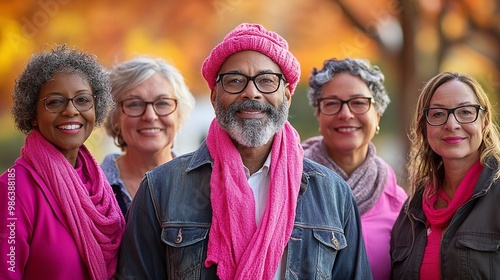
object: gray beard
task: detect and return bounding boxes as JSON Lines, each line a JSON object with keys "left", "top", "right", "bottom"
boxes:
{"left": 214, "top": 95, "right": 289, "bottom": 147}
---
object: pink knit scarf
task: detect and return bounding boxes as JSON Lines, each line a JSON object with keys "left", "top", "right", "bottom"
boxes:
{"left": 420, "top": 160, "right": 482, "bottom": 279}
{"left": 21, "top": 130, "right": 125, "bottom": 280}
{"left": 204, "top": 119, "right": 303, "bottom": 280}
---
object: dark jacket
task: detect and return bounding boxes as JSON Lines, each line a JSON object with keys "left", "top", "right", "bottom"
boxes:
{"left": 390, "top": 159, "right": 500, "bottom": 279}
{"left": 116, "top": 141, "right": 372, "bottom": 279}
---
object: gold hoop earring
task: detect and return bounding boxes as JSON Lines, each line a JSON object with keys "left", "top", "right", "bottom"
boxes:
{"left": 376, "top": 125, "right": 380, "bottom": 134}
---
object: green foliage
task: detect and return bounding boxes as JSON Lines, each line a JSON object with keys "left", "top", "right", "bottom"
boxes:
{"left": 0, "top": 132, "right": 24, "bottom": 174}
{"left": 288, "top": 84, "right": 318, "bottom": 141}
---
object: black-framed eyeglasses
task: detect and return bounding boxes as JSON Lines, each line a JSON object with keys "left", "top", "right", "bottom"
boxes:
{"left": 317, "top": 97, "right": 374, "bottom": 115}
{"left": 41, "top": 93, "right": 96, "bottom": 113}
{"left": 120, "top": 97, "right": 178, "bottom": 117}
{"left": 424, "top": 104, "right": 485, "bottom": 126}
{"left": 216, "top": 72, "right": 286, "bottom": 94}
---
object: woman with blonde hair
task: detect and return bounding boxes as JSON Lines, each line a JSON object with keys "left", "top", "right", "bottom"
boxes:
{"left": 391, "top": 72, "right": 500, "bottom": 279}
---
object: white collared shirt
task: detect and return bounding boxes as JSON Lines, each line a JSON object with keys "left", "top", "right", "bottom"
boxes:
{"left": 244, "top": 153, "right": 271, "bottom": 226}
{"left": 243, "top": 153, "right": 285, "bottom": 280}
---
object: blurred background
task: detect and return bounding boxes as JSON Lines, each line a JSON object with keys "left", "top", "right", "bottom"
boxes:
{"left": 1, "top": 0, "right": 499, "bottom": 189}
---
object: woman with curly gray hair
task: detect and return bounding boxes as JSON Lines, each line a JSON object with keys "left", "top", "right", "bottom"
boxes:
{"left": 301, "top": 58, "right": 407, "bottom": 280}
{"left": 100, "top": 56, "right": 195, "bottom": 216}
{"left": 0, "top": 45, "right": 124, "bottom": 280}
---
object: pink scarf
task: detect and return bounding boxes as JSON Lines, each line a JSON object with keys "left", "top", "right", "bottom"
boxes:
{"left": 21, "top": 130, "right": 125, "bottom": 280}
{"left": 420, "top": 161, "right": 482, "bottom": 279}
{"left": 204, "top": 119, "right": 303, "bottom": 280}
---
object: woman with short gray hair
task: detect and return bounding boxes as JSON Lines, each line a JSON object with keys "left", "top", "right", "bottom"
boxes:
{"left": 101, "top": 56, "right": 195, "bottom": 216}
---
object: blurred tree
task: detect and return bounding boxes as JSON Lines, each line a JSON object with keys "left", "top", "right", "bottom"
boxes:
{"left": 329, "top": 0, "right": 500, "bottom": 185}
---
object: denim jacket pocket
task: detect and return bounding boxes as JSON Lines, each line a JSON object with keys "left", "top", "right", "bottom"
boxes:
{"left": 313, "top": 229, "right": 347, "bottom": 250}
{"left": 288, "top": 228, "right": 347, "bottom": 279}
{"left": 161, "top": 226, "right": 209, "bottom": 279}
{"left": 313, "top": 229, "right": 347, "bottom": 278}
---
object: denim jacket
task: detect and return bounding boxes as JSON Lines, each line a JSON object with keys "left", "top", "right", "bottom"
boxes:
{"left": 116, "top": 141, "right": 372, "bottom": 280}
{"left": 390, "top": 159, "right": 500, "bottom": 279}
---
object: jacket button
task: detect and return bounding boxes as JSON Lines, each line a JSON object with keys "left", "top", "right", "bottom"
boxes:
{"left": 332, "top": 237, "right": 339, "bottom": 247}
{"left": 175, "top": 229, "right": 183, "bottom": 244}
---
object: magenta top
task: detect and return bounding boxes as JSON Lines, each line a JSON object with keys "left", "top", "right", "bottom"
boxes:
{"left": 361, "top": 166, "right": 407, "bottom": 280}
{"left": 0, "top": 157, "right": 91, "bottom": 280}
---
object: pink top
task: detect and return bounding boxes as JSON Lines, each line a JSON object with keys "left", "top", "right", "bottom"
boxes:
{"left": 361, "top": 165, "right": 407, "bottom": 280}
{"left": 420, "top": 161, "right": 482, "bottom": 280}
{"left": 0, "top": 158, "right": 90, "bottom": 280}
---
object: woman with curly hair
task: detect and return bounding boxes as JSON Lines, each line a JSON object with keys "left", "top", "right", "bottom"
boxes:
{"left": 390, "top": 72, "right": 500, "bottom": 279}
{"left": 302, "top": 58, "right": 407, "bottom": 280}
{"left": 0, "top": 45, "right": 125, "bottom": 280}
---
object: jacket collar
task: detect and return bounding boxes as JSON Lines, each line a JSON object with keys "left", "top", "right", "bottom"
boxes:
{"left": 406, "top": 158, "right": 498, "bottom": 221}
{"left": 185, "top": 140, "right": 331, "bottom": 196}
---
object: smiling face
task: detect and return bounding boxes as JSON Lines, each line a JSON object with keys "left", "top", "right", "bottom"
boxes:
{"left": 426, "top": 80, "right": 485, "bottom": 164}
{"left": 35, "top": 72, "right": 95, "bottom": 162}
{"left": 117, "top": 73, "right": 179, "bottom": 155}
{"left": 210, "top": 50, "right": 291, "bottom": 148}
{"left": 317, "top": 72, "right": 380, "bottom": 160}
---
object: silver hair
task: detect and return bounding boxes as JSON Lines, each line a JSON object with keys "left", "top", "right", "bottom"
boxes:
{"left": 308, "top": 58, "right": 390, "bottom": 116}
{"left": 105, "top": 56, "right": 195, "bottom": 149}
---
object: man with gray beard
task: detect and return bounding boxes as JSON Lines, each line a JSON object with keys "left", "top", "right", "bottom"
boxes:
{"left": 214, "top": 98, "right": 288, "bottom": 148}
{"left": 117, "top": 23, "right": 372, "bottom": 280}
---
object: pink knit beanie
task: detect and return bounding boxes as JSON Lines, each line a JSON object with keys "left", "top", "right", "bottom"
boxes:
{"left": 202, "top": 23, "right": 300, "bottom": 95}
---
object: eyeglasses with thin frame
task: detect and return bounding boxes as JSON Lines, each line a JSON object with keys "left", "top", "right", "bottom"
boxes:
{"left": 424, "top": 104, "right": 485, "bottom": 126}
{"left": 120, "top": 97, "right": 178, "bottom": 117}
{"left": 317, "top": 97, "right": 374, "bottom": 115}
{"left": 216, "top": 72, "right": 286, "bottom": 94}
{"left": 41, "top": 93, "right": 96, "bottom": 113}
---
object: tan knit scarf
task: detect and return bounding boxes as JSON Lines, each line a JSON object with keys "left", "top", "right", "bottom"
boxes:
{"left": 302, "top": 136, "right": 386, "bottom": 215}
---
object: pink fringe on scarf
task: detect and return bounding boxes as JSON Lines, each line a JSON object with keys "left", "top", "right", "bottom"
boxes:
{"left": 21, "top": 130, "right": 125, "bottom": 280}
{"left": 205, "top": 119, "right": 303, "bottom": 280}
